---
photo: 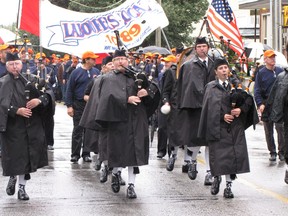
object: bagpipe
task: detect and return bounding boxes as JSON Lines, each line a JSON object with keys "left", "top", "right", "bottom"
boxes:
{"left": 18, "top": 35, "right": 48, "bottom": 103}
{"left": 114, "top": 31, "right": 160, "bottom": 118}
{"left": 114, "top": 30, "right": 151, "bottom": 90}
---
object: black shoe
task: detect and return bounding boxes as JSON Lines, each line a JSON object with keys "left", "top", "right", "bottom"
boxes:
{"left": 223, "top": 182, "right": 234, "bottom": 198}
{"left": 166, "top": 155, "right": 176, "bottom": 171}
{"left": 83, "top": 156, "right": 92, "bottom": 163}
{"left": 118, "top": 171, "right": 126, "bottom": 186}
{"left": 6, "top": 176, "right": 17, "bottom": 196}
{"left": 204, "top": 173, "right": 213, "bottom": 186}
{"left": 111, "top": 172, "right": 120, "bottom": 193}
{"left": 95, "top": 158, "right": 102, "bottom": 171}
{"left": 18, "top": 188, "right": 29, "bottom": 201}
{"left": 211, "top": 176, "right": 222, "bottom": 195}
{"left": 70, "top": 156, "right": 79, "bottom": 163}
{"left": 279, "top": 153, "right": 285, "bottom": 162}
{"left": 182, "top": 163, "right": 189, "bottom": 173}
{"left": 127, "top": 184, "right": 137, "bottom": 199}
{"left": 188, "top": 162, "right": 198, "bottom": 180}
{"left": 285, "top": 170, "right": 288, "bottom": 184}
{"left": 157, "top": 152, "right": 165, "bottom": 159}
{"left": 100, "top": 166, "right": 109, "bottom": 183}
{"left": 269, "top": 153, "right": 277, "bottom": 161}
{"left": 47, "top": 145, "right": 54, "bottom": 150}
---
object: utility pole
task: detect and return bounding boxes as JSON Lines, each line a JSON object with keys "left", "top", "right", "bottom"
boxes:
{"left": 155, "top": 0, "right": 162, "bottom": 46}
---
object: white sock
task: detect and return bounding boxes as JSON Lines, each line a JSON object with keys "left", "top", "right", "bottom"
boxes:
{"left": 187, "top": 146, "right": 201, "bottom": 161}
{"left": 183, "top": 145, "right": 191, "bottom": 162}
{"left": 112, "top": 167, "right": 119, "bottom": 175}
{"left": 225, "top": 174, "right": 232, "bottom": 182}
{"left": 205, "top": 146, "right": 210, "bottom": 171}
{"left": 128, "top": 166, "right": 136, "bottom": 185}
{"left": 18, "top": 175, "right": 26, "bottom": 188}
{"left": 103, "top": 160, "right": 108, "bottom": 166}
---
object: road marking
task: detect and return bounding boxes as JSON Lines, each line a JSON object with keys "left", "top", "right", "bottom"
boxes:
{"left": 237, "top": 178, "right": 288, "bottom": 204}
{"left": 198, "top": 156, "right": 288, "bottom": 203}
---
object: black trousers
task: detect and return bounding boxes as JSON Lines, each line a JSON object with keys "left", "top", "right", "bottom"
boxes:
{"left": 157, "top": 111, "right": 168, "bottom": 156}
{"left": 263, "top": 121, "right": 285, "bottom": 155}
{"left": 44, "top": 114, "right": 54, "bottom": 146}
{"left": 71, "top": 100, "right": 90, "bottom": 158}
{"left": 284, "top": 110, "right": 288, "bottom": 164}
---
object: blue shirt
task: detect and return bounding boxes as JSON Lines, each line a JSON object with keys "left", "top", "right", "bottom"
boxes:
{"left": 66, "top": 67, "right": 99, "bottom": 107}
{"left": 254, "top": 66, "right": 283, "bottom": 107}
{"left": 0, "top": 62, "right": 6, "bottom": 78}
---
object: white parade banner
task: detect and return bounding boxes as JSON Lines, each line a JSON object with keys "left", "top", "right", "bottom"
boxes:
{"left": 40, "top": 0, "right": 169, "bottom": 56}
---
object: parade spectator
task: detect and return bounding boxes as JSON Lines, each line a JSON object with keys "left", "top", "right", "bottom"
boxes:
{"left": 66, "top": 51, "right": 99, "bottom": 163}
{"left": 262, "top": 68, "right": 288, "bottom": 184}
{"left": 0, "top": 52, "right": 53, "bottom": 200}
{"left": 254, "top": 50, "right": 285, "bottom": 161}
{"left": 0, "top": 44, "right": 11, "bottom": 78}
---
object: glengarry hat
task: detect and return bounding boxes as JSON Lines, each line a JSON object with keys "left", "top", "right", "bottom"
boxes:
{"left": 213, "top": 58, "right": 229, "bottom": 70}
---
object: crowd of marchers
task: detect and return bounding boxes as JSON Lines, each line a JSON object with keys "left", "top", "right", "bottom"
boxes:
{"left": 0, "top": 37, "right": 287, "bottom": 201}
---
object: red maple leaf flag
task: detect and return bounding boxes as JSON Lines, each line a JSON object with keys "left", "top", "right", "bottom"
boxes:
{"left": 207, "top": 0, "right": 244, "bottom": 57}
{"left": 18, "top": 0, "right": 40, "bottom": 36}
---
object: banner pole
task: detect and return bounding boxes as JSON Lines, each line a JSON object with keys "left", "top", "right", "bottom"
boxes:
{"left": 161, "top": 28, "right": 171, "bottom": 51}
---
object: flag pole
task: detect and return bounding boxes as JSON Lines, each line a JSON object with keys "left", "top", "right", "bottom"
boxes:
{"left": 15, "top": 0, "right": 22, "bottom": 47}
{"left": 39, "top": 0, "right": 43, "bottom": 56}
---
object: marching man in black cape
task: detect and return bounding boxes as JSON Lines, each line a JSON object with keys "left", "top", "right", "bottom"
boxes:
{"left": 80, "top": 49, "right": 160, "bottom": 198}
{"left": 198, "top": 58, "right": 258, "bottom": 198}
{"left": 0, "top": 52, "right": 54, "bottom": 200}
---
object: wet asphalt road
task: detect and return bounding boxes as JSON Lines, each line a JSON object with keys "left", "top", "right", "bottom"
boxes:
{"left": 0, "top": 103, "right": 288, "bottom": 216}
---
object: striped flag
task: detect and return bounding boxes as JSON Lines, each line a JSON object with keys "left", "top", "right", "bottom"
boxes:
{"left": 207, "top": 0, "right": 244, "bottom": 57}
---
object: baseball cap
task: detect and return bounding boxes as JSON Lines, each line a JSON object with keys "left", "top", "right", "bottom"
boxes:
{"left": 82, "top": 51, "right": 98, "bottom": 60}
{"left": 162, "top": 55, "right": 177, "bottom": 63}
{"left": 263, "top": 50, "right": 276, "bottom": 57}
{"left": 0, "top": 43, "right": 9, "bottom": 50}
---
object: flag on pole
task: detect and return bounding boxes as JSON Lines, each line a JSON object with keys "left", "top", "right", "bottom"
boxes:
{"left": 18, "top": 0, "right": 39, "bottom": 36}
{"left": 207, "top": 0, "right": 244, "bottom": 57}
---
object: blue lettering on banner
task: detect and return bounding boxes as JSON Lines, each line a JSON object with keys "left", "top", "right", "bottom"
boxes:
{"left": 47, "top": 0, "right": 162, "bottom": 49}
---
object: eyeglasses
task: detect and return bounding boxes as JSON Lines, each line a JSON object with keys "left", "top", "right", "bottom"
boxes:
{"left": 113, "top": 57, "right": 127, "bottom": 62}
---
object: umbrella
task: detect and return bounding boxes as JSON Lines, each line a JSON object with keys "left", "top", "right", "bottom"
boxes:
{"left": 257, "top": 51, "right": 288, "bottom": 68}
{"left": 244, "top": 42, "right": 272, "bottom": 59}
{"left": 274, "top": 51, "right": 288, "bottom": 68}
{"left": 137, "top": 46, "right": 171, "bottom": 55}
{"left": 0, "top": 28, "right": 17, "bottom": 44}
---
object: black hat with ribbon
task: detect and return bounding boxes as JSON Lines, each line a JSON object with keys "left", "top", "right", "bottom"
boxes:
{"left": 214, "top": 58, "right": 229, "bottom": 70}
{"left": 195, "top": 37, "right": 209, "bottom": 46}
{"left": 102, "top": 55, "right": 113, "bottom": 65}
{"left": 6, "top": 52, "right": 20, "bottom": 62}
{"left": 113, "top": 49, "right": 126, "bottom": 58}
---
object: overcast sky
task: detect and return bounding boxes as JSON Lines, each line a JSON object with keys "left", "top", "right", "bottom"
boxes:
{"left": 0, "top": 0, "right": 19, "bottom": 26}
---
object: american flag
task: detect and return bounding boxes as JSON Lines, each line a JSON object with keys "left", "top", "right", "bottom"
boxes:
{"left": 207, "top": 0, "right": 244, "bottom": 57}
